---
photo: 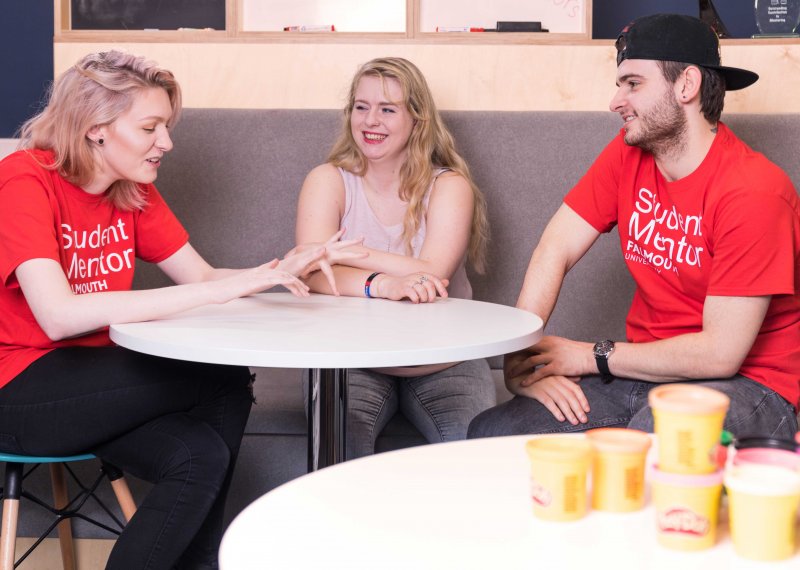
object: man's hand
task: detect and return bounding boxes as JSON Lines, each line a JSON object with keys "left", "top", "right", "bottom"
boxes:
{"left": 504, "top": 340, "right": 592, "bottom": 424}
{"left": 514, "top": 374, "right": 590, "bottom": 425}
{"left": 514, "top": 336, "right": 596, "bottom": 387}
{"left": 503, "top": 348, "right": 536, "bottom": 391}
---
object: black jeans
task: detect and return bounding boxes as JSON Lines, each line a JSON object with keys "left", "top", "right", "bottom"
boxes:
{"left": 0, "top": 346, "right": 253, "bottom": 570}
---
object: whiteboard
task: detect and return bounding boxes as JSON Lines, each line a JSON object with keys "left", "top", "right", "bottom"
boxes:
{"left": 242, "top": 0, "right": 406, "bottom": 33}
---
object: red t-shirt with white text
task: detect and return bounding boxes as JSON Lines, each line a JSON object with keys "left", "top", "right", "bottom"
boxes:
{"left": 0, "top": 149, "right": 189, "bottom": 387}
{"left": 565, "top": 123, "right": 800, "bottom": 408}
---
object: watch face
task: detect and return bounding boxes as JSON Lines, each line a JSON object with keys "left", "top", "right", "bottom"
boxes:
{"left": 594, "top": 340, "right": 615, "bottom": 357}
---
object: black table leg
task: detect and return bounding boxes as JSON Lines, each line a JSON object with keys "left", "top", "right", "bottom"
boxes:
{"left": 307, "top": 368, "right": 348, "bottom": 471}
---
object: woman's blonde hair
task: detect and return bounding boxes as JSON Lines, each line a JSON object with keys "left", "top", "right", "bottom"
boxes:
{"left": 18, "top": 50, "right": 182, "bottom": 210}
{"left": 327, "top": 57, "right": 489, "bottom": 273}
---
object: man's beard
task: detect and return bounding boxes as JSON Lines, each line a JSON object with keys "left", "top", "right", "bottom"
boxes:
{"left": 624, "top": 89, "right": 688, "bottom": 158}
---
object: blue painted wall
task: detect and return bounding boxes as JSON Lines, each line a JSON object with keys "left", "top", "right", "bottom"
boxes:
{"left": 1, "top": 0, "right": 54, "bottom": 137}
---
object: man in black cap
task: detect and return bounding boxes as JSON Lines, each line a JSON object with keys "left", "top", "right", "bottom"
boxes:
{"left": 469, "top": 14, "right": 800, "bottom": 439}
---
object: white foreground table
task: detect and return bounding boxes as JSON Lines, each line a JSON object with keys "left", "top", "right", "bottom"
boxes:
{"left": 219, "top": 435, "right": 799, "bottom": 570}
{"left": 110, "top": 293, "right": 542, "bottom": 469}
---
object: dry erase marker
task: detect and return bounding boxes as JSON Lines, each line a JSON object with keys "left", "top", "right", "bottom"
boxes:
{"left": 435, "top": 26, "right": 485, "bottom": 32}
{"left": 176, "top": 27, "right": 215, "bottom": 31}
{"left": 283, "top": 25, "right": 335, "bottom": 32}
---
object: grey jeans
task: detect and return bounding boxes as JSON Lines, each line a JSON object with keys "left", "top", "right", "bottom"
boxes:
{"left": 467, "top": 374, "right": 798, "bottom": 441}
{"left": 304, "top": 359, "right": 495, "bottom": 460}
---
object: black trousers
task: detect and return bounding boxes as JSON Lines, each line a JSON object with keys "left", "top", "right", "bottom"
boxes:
{"left": 0, "top": 346, "right": 253, "bottom": 570}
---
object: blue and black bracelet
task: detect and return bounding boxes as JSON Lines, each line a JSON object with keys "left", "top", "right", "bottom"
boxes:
{"left": 364, "top": 272, "right": 383, "bottom": 298}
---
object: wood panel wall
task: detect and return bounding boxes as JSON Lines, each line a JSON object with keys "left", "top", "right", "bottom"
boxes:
{"left": 54, "top": 42, "right": 800, "bottom": 113}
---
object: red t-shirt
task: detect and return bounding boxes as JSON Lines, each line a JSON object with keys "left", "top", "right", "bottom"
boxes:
{"left": 0, "top": 149, "right": 189, "bottom": 387}
{"left": 565, "top": 123, "right": 800, "bottom": 408}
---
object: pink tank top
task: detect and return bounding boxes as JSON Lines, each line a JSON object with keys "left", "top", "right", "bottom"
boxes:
{"left": 338, "top": 167, "right": 472, "bottom": 300}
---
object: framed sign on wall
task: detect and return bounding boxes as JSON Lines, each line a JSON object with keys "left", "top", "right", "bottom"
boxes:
{"left": 70, "top": 0, "right": 225, "bottom": 30}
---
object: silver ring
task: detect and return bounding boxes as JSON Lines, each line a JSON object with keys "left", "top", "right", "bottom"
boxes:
{"left": 418, "top": 275, "right": 428, "bottom": 284}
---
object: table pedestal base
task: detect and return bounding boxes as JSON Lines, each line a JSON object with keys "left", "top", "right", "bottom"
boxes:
{"left": 307, "top": 368, "right": 348, "bottom": 471}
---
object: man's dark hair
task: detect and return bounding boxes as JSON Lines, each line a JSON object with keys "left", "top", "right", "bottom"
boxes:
{"left": 658, "top": 61, "right": 726, "bottom": 124}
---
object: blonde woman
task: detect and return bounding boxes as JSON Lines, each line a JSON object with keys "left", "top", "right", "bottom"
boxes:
{"left": 0, "top": 51, "right": 357, "bottom": 569}
{"left": 296, "top": 57, "right": 495, "bottom": 458}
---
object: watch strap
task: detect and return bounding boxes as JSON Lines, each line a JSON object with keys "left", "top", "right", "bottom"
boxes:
{"left": 593, "top": 340, "right": 615, "bottom": 383}
{"left": 595, "top": 354, "right": 611, "bottom": 376}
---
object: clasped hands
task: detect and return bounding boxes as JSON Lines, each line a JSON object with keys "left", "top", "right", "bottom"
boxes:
{"left": 504, "top": 336, "right": 596, "bottom": 425}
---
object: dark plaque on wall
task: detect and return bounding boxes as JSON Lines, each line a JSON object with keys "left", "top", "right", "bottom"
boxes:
{"left": 71, "top": 0, "right": 225, "bottom": 30}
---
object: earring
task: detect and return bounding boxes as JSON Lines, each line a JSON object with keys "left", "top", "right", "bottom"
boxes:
{"left": 98, "top": 138, "right": 104, "bottom": 145}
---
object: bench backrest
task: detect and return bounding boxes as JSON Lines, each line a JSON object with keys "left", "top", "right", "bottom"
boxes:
{"left": 136, "top": 110, "right": 800, "bottom": 354}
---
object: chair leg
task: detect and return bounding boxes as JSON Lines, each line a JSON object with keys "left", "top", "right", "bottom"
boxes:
{"left": 101, "top": 463, "right": 137, "bottom": 523}
{"left": 1, "top": 463, "right": 22, "bottom": 570}
{"left": 0, "top": 500, "right": 18, "bottom": 570}
{"left": 50, "top": 463, "right": 76, "bottom": 570}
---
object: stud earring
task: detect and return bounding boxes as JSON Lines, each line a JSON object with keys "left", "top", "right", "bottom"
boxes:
{"left": 98, "top": 138, "right": 104, "bottom": 145}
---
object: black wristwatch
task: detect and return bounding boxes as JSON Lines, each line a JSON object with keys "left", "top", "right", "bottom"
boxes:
{"left": 593, "top": 340, "right": 615, "bottom": 383}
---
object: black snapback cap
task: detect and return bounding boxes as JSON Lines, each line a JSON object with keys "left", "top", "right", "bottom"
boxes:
{"left": 615, "top": 13, "right": 759, "bottom": 91}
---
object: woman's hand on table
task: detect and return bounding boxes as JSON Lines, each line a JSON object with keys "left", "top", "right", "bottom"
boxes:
{"left": 371, "top": 272, "right": 448, "bottom": 304}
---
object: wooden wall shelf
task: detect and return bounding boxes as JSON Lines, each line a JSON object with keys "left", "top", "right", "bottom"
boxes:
{"left": 56, "top": 0, "right": 599, "bottom": 45}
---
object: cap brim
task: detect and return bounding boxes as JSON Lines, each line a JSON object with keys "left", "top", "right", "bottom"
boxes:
{"left": 715, "top": 65, "right": 759, "bottom": 91}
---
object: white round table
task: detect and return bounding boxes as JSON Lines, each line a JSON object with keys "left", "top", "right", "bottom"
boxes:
{"left": 219, "top": 435, "right": 799, "bottom": 569}
{"left": 110, "top": 293, "right": 542, "bottom": 469}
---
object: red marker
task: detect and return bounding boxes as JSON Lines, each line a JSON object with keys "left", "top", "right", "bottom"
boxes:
{"left": 283, "top": 25, "right": 335, "bottom": 32}
{"left": 435, "top": 26, "right": 485, "bottom": 32}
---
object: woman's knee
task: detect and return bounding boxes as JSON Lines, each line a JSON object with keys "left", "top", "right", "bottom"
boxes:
{"left": 145, "top": 416, "right": 231, "bottom": 487}
{"left": 443, "top": 359, "right": 496, "bottom": 409}
{"left": 404, "top": 360, "right": 495, "bottom": 408}
{"left": 347, "top": 370, "right": 397, "bottom": 422}
{"left": 346, "top": 371, "right": 398, "bottom": 457}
